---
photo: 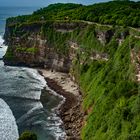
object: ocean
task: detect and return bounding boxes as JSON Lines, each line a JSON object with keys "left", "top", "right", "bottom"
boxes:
{"left": 0, "top": 7, "right": 65, "bottom": 140}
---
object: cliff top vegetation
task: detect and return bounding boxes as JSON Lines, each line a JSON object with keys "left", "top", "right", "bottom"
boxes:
{"left": 6, "top": 1, "right": 140, "bottom": 27}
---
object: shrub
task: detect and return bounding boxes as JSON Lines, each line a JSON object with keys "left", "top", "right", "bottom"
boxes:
{"left": 18, "top": 131, "right": 37, "bottom": 140}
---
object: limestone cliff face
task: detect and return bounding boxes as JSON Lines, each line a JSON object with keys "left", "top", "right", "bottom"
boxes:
{"left": 4, "top": 23, "right": 45, "bottom": 67}
{"left": 4, "top": 22, "right": 80, "bottom": 72}
{"left": 3, "top": 21, "right": 118, "bottom": 72}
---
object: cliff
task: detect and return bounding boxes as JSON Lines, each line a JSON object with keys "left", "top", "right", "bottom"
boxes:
{"left": 4, "top": 20, "right": 112, "bottom": 72}
{"left": 4, "top": 21, "right": 87, "bottom": 72}
{"left": 4, "top": 3, "right": 140, "bottom": 140}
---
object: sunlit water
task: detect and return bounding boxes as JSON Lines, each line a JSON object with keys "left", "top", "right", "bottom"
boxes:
{"left": 0, "top": 7, "right": 66, "bottom": 140}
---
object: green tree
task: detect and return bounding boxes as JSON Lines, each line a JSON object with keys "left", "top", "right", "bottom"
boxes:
{"left": 18, "top": 131, "right": 37, "bottom": 140}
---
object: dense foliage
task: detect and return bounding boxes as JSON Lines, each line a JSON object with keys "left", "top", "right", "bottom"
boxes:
{"left": 7, "top": 1, "right": 140, "bottom": 27}
{"left": 70, "top": 27, "right": 140, "bottom": 139}
{"left": 18, "top": 131, "right": 37, "bottom": 140}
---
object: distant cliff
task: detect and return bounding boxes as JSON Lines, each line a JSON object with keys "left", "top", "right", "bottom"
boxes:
{"left": 4, "top": 3, "right": 140, "bottom": 140}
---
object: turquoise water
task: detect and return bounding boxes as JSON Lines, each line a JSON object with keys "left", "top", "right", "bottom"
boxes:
{"left": 0, "top": 7, "right": 65, "bottom": 140}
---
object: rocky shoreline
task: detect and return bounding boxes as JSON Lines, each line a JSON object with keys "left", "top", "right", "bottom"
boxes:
{"left": 39, "top": 70, "right": 84, "bottom": 140}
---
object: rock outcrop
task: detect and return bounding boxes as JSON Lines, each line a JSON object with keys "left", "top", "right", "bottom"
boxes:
{"left": 3, "top": 21, "right": 114, "bottom": 72}
{"left": 4, "top": 22, "right": 85, "bottom": 72}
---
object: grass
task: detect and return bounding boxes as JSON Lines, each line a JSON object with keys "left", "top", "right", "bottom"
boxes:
{"left": 78, "top": 36, "right": 139, "bottom": 140}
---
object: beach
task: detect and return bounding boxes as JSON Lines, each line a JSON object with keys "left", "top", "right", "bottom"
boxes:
{"left": 39, "top": 69, "right": 84, "bottom": 140}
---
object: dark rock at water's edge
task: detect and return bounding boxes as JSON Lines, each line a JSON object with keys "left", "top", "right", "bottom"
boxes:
{"left": 45, "top": 77, "right": 84, "bottom": 140}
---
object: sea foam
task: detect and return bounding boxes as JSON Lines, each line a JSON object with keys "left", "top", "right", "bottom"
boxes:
{"left": 0, "top": 98, "right": 19, "bottom": 140}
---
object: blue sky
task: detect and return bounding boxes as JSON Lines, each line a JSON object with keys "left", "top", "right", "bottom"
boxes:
{"left": 0, "top": 0, "right": 111, "bottom": 7}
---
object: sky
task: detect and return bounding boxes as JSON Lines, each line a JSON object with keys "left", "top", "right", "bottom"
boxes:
{"left": 0, "top": 0, "right": 112, "bottom": 7}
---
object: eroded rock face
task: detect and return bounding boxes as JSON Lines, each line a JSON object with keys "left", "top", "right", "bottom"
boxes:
{"left": 4, "top": 23, "right": 73, "bottom": 72}
{"left": 96, "top": 29, "right": 114, "bottom": 45}
{"left": 44, "top": 51, "right": 71, "bottom": 73}
{"left": 4, "top": 21, "right": 113, "bottom": 72}
{"left": 3, "top": 35, "right": 46, "bottom": 67}
{"left": 3, "top": 21, "right": 88, "bottom": 73}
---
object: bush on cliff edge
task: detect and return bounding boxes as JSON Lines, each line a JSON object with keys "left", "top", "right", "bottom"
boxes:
{"left": 18, "top": 131, "right": 37, "bottom": 140}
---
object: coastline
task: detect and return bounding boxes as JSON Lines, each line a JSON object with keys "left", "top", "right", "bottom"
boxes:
{"left": 39, "top": 69, "right": 84, "bottom": 140}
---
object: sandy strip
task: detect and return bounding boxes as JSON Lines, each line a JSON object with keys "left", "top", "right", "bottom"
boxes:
{"left": 38, "top": 69, "right": 83, "bottom": 139}
{"left": 39, "top": 69, "right": 80, "bottom": 96}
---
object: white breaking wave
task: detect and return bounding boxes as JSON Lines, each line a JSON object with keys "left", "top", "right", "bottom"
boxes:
{"left": 0, "top": 35, "right": 4, "bottom": 44}
{"left": 0, "top": 35, "right": 8, "bottom": 58}
{"left": 44, "top": 86, "right": 66, "bottom": 139}
{"left": 0, "top": 65, "right": 46, "bottom": 100}
{"left": 0, "top": 98, "right": 19, "bottom": 140}
{"left": 17, "top": 102, "right": 43, "bottom": 124}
